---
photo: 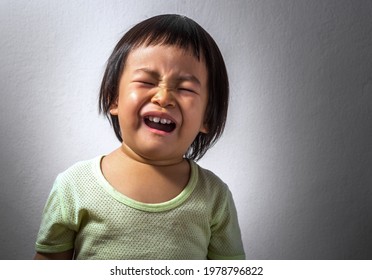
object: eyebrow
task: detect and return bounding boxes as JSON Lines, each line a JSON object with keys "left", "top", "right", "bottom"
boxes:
{"left": 134, "top": 68, "right": 201, "bottom": 86}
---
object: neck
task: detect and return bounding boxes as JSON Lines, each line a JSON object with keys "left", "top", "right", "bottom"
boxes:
{"left": 119, "top": 144, "right": 186, "bottom": 167}
{"left": 101, "top": 145, "right": 191, "bottom": 204}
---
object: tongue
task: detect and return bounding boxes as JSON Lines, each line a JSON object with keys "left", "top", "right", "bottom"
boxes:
{"left": 145, "top": 119, "right": 176, "bottom": 133}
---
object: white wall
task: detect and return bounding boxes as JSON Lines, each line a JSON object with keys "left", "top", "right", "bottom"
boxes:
{"left": 0, "top": 0, "right": 371, "bottom": 259}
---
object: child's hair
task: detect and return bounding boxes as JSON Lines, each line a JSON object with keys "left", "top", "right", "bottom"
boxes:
{"left": 99, "top": 14, "right": 229, "bottom": 160}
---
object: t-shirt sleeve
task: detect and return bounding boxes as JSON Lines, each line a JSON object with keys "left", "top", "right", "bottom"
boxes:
{"left": 207, "top": 188, "right": 245, "bottom": 260}
{"left": 35, "top": 175, "right": 76, "bottom": 253}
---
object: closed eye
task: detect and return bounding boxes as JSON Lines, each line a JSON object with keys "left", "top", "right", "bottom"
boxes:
{"left": 178, "top": 88, "right": 196, "bottom": 93}
{"left": 135, "top": 81, "right": 155, "bottom": 87}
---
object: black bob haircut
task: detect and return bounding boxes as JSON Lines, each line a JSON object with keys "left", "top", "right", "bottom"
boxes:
{"left": 99, "top": 14, "right": 229, "bottom": 161}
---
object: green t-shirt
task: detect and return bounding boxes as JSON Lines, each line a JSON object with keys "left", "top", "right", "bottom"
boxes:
{"left": 35, "top": 156, "right": 245, "bottom": 259}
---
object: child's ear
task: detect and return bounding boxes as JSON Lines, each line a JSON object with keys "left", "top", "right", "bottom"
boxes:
{"left": 109, "top": 101, "right": 119, "bottom": 115}
{"left": 200, "top": 122, "right": 208, "bottom": 134}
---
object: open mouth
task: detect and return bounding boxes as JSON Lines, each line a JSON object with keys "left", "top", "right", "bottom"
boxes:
{"left": 144, "top": 116, "right": 176, "bottom": 133}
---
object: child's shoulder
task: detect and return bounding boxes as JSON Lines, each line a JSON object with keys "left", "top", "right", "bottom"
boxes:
{"left": 192, "top": 162, "right": 225, "bottom": 185}
{"left": 54, "top": 155, "right": 103, "bottom": 186}
{"left": 192, "top": 161, "right": 231, "bottom": 194}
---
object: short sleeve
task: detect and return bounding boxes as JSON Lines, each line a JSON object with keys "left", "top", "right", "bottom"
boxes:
{"left": 207, "top": 189, "right": 245, "bottom": 260}
{"left": 35, "top": 176, "right": 75, "bottom": 253}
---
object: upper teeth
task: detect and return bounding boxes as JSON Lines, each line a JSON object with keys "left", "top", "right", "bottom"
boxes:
{"left": 148, "top": 116, "right": 172, "bottom": 124}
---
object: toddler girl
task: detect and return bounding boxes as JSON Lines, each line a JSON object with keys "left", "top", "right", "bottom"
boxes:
{"left": 34, "top": 14, "right": 245, "bottom": 260}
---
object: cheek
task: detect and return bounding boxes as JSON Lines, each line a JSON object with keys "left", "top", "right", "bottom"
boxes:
{"left": 127, "top": 91, "right": 142, "bottom": 104}
{"left": 118, "top": 91, "right": 143, "bottom": 111}
{"left": 181, "top": 98, "right": 207, "bottom": 126}
{"left": 192, "top": 95, "right": 208, "bottom": 116}
{"left": 116, "top": 93, "right": 144, "bottom": 131}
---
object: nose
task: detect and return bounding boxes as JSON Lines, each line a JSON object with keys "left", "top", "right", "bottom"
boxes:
{"left": 151, "top": 87, "right": 176, "bottom": 108}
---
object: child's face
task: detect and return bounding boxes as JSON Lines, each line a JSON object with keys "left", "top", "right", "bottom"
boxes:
{"left": 110, "top": 44, "right": 208, "bottom": 164}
